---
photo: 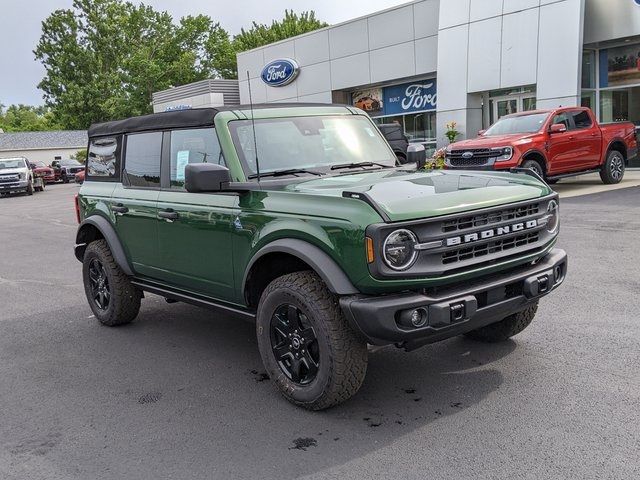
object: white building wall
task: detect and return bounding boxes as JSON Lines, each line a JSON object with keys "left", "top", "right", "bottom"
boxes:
{"left": 0, "top": 148, "right": 84, "bottom": 165}
{"left": 583, "top": 0, "right": 640, "bottom": 44}
{"left": 436, "top": 0, "right": 586, "bottom": 145}
{"left": 237, "top": 0, "right": 440, "bottom": 106}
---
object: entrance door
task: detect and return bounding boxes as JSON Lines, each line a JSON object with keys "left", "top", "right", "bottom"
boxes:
{"left": 492, "top": 94, "right": 538, "bottom": 121}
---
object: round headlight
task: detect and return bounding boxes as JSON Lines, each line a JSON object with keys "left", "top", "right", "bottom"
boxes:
{"left": 546, "top": 200, "right": 559, "bottom": 234}
{"left": 383, "top": 229, "right": 418, "bottom": 270}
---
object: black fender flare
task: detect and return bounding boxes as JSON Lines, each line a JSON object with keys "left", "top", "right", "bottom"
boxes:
{"left": 75, "top": 215, "right": 134, "bottom": 276}
{"left": 605, "top": 137, "right": 627, "bottom": 158}
{"left": 242, "top": 239, "right": 359, "bottom": 295}
{"left": 520, "top": 148, "right": 549, "bottom": 170}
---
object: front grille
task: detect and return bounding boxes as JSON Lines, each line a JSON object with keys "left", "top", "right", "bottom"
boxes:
{"left": 442, "top": 203, "right": 540, "bottom": 233}
{"left": 447, "top": 148, "right": 495, "bottom": 167}
{"left": 0, "top": 174, "right": 20, "bottom": 183}
{"left": 442, "top": 232, "right": 540, "bottom": 265}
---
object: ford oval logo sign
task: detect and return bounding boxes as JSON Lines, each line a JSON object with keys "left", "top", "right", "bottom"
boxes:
{"left": 261, "top": 58, "right": 299, "bottom": 87}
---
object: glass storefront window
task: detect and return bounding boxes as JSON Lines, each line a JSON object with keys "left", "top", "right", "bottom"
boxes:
{"left": 375, "top": 111, "right": 437, "bottom": 156}
{"left": 599, "top": 86, "right": 640, "bottom": 129}
{"left": 581, "top": 91, "right": 596, "bottom": 111}
{"left": 582, "top": 50, "right": 596, "bottom": 89}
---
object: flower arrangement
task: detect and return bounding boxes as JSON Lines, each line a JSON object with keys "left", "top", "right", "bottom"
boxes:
{"left": 445, "top": 121, "right": 460, "bottom": 143}
{"left": 424, "top": 147, "right": 446, "bottom": 170}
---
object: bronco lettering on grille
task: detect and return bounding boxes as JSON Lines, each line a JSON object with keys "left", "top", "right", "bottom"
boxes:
{"left": 446, "top": 219, "right": 539, "bottom": 247}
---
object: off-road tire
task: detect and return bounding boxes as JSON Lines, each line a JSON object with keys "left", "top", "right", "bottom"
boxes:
{"left": 256, "top": 271, "right": 368, "bottom": 410}
{"left": 520, "top": 159, "right": 545, "bottom": 181}
{"left": 600, "top": 150, "right": 625, "bottom": 185}
{"left": 82, "top": 239, "right": 141, "bottom": 326}
{"left": 26, "top": 180, "right": 34, "bottom": 195}
{"left": 465, "top": 302, "right": 538, "bottom": 343}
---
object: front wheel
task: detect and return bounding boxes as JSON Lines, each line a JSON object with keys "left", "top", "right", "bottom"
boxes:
{"left": 520, "top": 159, "right": 545, "bottom": 181}
{"left": 256, "top": 271, "right": 368, "bottom": 410}
{"left": 600, "top": 150, "right": 625, "bottom": 184}
{"left": 26, "top": 180, "right": 34, "bottom": 195}
{"left": 465, "top": 302, "right": 538, "bottom": 343}
{"left": 82, "top": 239, "right": 141, "bottom": 326}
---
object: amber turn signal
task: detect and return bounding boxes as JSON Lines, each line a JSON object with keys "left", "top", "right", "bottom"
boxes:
{"left": 366, "top": 237, "right": 375, "bottom": 263}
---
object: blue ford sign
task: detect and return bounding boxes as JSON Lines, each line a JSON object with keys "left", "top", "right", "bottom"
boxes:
{"left": 382, "top": 79, "right": 437, "bottom": 116}
{"left": 260, "top": 59, "right": 300, "bottom": 87}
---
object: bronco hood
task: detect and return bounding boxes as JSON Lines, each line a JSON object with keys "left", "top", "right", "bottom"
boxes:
{"left": 286, "top": 169, "right": 551, "bottom": 222}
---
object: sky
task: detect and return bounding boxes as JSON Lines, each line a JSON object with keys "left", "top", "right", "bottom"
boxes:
{"left": 0, "top": 0, "right": 409, "bottom": 106}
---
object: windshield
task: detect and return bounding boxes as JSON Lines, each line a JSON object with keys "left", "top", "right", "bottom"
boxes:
{"left": 484, "top": 113, "right": 549, "bottom": 136}
{"left": 32, "top": 161, "right": 47, "bottom": 167}
{"left": 60, "top": 159, "right": 82, "bottom": 167}
{"left": 229, "top": 115, "right": 396, "bottom": 177}
{"left": 0, "top": 159, "right": 26, "bottom": 170}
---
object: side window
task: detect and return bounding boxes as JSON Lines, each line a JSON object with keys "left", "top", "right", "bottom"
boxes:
{"left": 169, "top": 128, "right": 224, "bottom": 190}
{"left": 551, "top": 112, "right": 571, "bottom": 130}
{"left": 124, "top": 132, "right": 162, "bottom": 188}
{"left": 571, "top": 110, "right": 592, "bottom": 129}
{"left": 87, "top": 136, "right": 120, "bottom": 180}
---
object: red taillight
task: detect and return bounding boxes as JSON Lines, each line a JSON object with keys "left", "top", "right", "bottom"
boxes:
{"left": 74, "top": 194, "right": 81, "bottom": 224}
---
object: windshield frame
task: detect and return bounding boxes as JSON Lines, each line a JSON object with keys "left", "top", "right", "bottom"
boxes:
{"left": 484, "top": 112, "right": 550, "bottom": 136}
{"left": 228, "top": 114, "right": 398, "bottom": 181}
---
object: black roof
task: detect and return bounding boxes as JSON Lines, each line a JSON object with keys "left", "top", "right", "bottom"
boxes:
{"left": 87, "top": 103, "right": 343, "bottom": 138}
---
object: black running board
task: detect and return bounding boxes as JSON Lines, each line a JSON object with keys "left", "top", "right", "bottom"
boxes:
{"left": 545, "top": 168, "right": 601, "bottom": 181}
{"left": 130, "top": 278, "right": 256, "bottom": 320}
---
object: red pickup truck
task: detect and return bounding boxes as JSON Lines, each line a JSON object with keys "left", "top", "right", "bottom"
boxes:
{"left": 445, "top": 107, "right": 638, "bottom": 184}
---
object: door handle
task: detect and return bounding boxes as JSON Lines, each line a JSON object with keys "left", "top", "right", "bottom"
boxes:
{"left": 158, "top": 209, "right": 179, "bottom": 221}
{"left": 568, "top": 136, "right": 575, "bottom": 140}
{"left": 590, "top": 133, "right": 597, "bottom": 137}
{"left": 111, "top": 204, "right": 128, "bottom": 215}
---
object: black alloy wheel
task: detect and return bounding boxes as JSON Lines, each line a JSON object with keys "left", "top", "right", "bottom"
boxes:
{"left": 270, "top": 304, "right": 320, "bottom": 385}
{"left": 88, "top": 258, "right": 110, "bottom": 311}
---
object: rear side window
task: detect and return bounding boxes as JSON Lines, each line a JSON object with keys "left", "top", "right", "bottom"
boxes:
{"left": 87, "top": 137, "right": 120, "bottom": 180}
{"left": 169, "top": 128, "right": 224, "bottom": 190}
{"left": 124, "top": 132, "right": 162, "bottom": 188}
{"left": 571, "top": 110, "right": 592, "bottom": 129}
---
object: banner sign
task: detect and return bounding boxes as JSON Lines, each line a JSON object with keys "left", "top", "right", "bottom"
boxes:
{"left": 381, "top": 79, "right": 437, "bottom": 116}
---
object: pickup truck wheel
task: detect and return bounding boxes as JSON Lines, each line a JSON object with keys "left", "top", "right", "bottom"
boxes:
{"left": 600, "top": 150, "right": 625, "bottom": 184}
{"left": 82, "top": 239, "right": 141, "bottom": 326}
{"left": 26, "top": 180, "right": 34, "bottom": 196}
{"left": 520, "top": 159, "right": 545, "bottom": 180}
{"left": 256, "top": 271, "right": 368, "bottom": 410}
{"left": 464, "top": 302, "right": 538, "bottom": 343}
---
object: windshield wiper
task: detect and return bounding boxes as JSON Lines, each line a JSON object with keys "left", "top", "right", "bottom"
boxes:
{"left": 330, "top": 161, "right": 392, "bottom": 171}
{"left": 247, "top": 168, "right": 324, "bottom": 179}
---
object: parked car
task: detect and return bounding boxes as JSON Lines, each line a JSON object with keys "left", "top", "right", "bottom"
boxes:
{"left": 29, "top": 161, "right": 56, "bottom": 183}
{"left": 0, "top": 157, "right": 44, "bottom": 195}
{"left": 445, "top": 107, "right": 638, "bottom": 184}
{"left": 75, "top": 105, "right": 566, "bottom": 410}
{"left": 75, "top": 170, "right": 85, "bottom": 184}
{"left": 51, "top": 158, "right": 85, "bottom": 183}
{"left": 378, "top": 123, "right": 410, "bottom": 164}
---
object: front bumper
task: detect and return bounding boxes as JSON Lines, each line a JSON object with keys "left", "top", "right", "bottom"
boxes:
{"left": 0, "top": 180, "right": 29, "bottom": 192}
{"left": 340, "top": 248, "right": 567, "bottom": 350}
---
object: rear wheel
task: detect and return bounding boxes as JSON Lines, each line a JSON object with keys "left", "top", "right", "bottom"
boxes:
{"left": 600, "top": 150, "right": 625, "bottom": 184}
{"left": 82, "top": 239, "right": 141, "bottom": 326}
{"left": 465, "top": 302, "right": 538, "bottom": 342}
{"left": 256, "top": 271, "right": 368, "bottom": 410}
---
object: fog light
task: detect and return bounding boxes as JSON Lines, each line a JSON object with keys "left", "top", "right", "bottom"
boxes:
{"left": 554, "top": 265, "right": 563, "bottom": 282}
{"left": 397, "top": 308, "right": 428, "bottom": 329}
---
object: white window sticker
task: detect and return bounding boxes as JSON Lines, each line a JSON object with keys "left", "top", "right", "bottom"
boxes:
{"left": 175, "top": 150, "right": 190, "bottom": 181}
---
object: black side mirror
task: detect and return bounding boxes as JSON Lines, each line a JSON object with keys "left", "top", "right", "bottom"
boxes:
{"left": 185, "top": 163, "right": 231, "bottom": 193}
{"left": 406, "top": 143, "right": 427, "bottom": 169}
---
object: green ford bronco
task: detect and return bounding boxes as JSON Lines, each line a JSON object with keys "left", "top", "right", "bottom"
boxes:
{"left": 75, "top": 105, "right": 567, "bottom": 410}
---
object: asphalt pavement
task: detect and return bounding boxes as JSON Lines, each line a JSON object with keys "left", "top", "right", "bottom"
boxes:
{"left": 0, "top": 182, "right": 638, "bottom": 480}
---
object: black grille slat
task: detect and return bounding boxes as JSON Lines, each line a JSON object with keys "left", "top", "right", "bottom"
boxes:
{"left": 448, "top": 148, "right": 496, "bottom": 167}
{"left": 442, "top": 203, "right": 539, "bottom": 233}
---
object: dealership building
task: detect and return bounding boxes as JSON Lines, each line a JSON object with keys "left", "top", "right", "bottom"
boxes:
{"left": 153, "top": 0, "right": 640, "bottom": 156}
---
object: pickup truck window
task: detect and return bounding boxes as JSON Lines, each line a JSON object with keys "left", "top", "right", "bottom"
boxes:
{"left": 124, "top": 132, "right": 161, "bottom": 188}
{"left": 484, "top": 113, "right": 549, "bottom": 136}
{"left": 0, "top": 159, "right": 27, "bottom": 170}
{"left": 229, "top": 115, "right": 396, "bottom": 177}
{"left": 571, "top": 110, "right": 592, "bottom": 129}
{"left": 551, "top": 113, "right": 571, "bottom": 130}
{"left": 169, "top": 128, "right": 225, "bottom": 190}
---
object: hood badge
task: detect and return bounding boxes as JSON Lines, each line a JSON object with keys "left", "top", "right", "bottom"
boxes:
{"left": 462, "top": 151, "right": 474, "bottom": 159}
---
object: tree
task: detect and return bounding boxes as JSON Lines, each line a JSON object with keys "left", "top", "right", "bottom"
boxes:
{"left": 0, "top": 104, "right": 62, "bottom": 132}
{"left": 72, "top": 148, "right": 88, "bottom": 163}
{"left": 34, "top": 0, "right": 232, "bottom": 129}
{"left": 225, "top": 10, "right": 327, "bottom": 78}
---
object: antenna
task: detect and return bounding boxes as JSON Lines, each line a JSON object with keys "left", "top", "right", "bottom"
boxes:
{"left": 246, "top": 71, "right": 261, "bottom": 182}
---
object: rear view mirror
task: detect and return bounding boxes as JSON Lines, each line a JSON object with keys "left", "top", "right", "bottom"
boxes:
{"left": 185, "top": 163, "right": 231, "bottom": 193}
{"left": 406, "top": 143, "right": 427, "bottom": 169}
{"left": 549, "top": 123, "right": 567, "bottom": 134}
